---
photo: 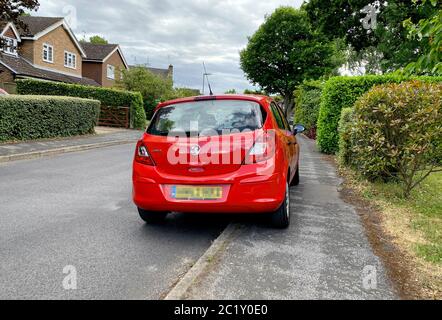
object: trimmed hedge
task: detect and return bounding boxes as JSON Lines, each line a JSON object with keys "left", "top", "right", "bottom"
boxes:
{"left": 317, "top": 75, "right": 442, "bottom": 154}
{"left": 16, "top": 79, "right": 147, "bottom": 129}
{"left": 337, "top": 107, "right": 354, "bottom": 166}
{"left": 0, "top": 95, "right": 100, "bottom": 142}
{"left": 294, "top": 80, "right": 323, "bottom": 139}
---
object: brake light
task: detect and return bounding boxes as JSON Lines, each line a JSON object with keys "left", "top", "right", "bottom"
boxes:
{"left": 244, "top": 132, "right": 275, "bottom": 164}
{"left": 135, "top": 141, "right": 155, "bottom": 166}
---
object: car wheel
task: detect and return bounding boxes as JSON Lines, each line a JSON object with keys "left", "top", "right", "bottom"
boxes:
{"left": 290, "top": 165, "right": 300, "bottom": 186}
{"left": 271, "top": 182, "right": 290, "bottom": 229}
{"left": 138, "top": 208, "right": 168, "bottom": 224}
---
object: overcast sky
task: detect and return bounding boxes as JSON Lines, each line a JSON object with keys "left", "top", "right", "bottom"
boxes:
{"left": 35, "top": 0, "right": 304, "bottom": 93}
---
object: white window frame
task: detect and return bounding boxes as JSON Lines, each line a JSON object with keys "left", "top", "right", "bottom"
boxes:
{"left": 43, "top": 43, "right": 54, "bottom": 63}
{"left": 107, "top": 64, "right": 115, "bottom": 80}
{"left": 64, "top": 51, "right": 77, "bottom": 69}
{"left": 2, "top": 37, "right": 18, "bottom": 55}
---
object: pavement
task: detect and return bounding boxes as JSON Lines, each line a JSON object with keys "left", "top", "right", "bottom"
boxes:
{"left": 0, "top": 127, "right": 143, "bottom": 162}
{"left": 185, "top": 135, "right": 398, "bottom": 300}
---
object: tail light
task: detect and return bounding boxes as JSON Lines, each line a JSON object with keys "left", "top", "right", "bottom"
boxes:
{"left": 243, "top": 132, "right": 276, "bottom": 164}
{"left": 135, "top": 141, "right": 155, "bottom": 166}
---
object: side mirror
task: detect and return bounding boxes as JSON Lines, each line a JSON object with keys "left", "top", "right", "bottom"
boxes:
{"left": 293, "top": 124, "right": 305, "bottom": 136}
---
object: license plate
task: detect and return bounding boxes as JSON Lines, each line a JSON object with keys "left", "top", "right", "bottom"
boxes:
{"left": 171, "top": 186, "right": 223, "bottom": 200}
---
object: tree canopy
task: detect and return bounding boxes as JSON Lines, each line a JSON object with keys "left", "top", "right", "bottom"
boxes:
{"left": 303, "top": 0, "right": 439, "bottom": 73}
{"left": 89, "top": 35, "right": 109, "bottom": 45}
{"left": 404, "top": 0, "right": 441, "bottom": 75}
{"left": 0, "top": 0, "right": 39, "bottom": 24}
{"left": 240, "top": 7, "right": 337, "bottom": 114}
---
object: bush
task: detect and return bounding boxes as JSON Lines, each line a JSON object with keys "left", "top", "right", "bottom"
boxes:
{"left": 337, "top": 107, "right": 354, "bottom": 166}
{"left": 348, "top": 81, "right": 442, "bottom": 197}
{"left": 16, "top": 79, "right": 147, "bottom": 129}
{"left": 317, "top": 75, "right": 442, "bottom": 154}
{"left": 0, "top": 95, "right": 100, "bottom": 142}
{"left": 117, "top": 66, "right": 173, "bottom": 120}
{"left": 294, "top": 80, "right": 323, "bottom": 139}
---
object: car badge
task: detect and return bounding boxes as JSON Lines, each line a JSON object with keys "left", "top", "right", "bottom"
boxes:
{"left": 190, "top": 145, "right": 201, "bottom": 156}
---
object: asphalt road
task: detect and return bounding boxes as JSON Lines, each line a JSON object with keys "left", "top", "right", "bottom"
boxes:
{"left": 0, "top": 144, "right": 229, "bottom": 300}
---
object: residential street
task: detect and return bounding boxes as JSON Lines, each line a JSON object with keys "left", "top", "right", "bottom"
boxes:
{"left": 0, "top": 136, "right": 397, "bottom": 300}
{"left": 0, "top": 143, "right": 229, "bottom": 299}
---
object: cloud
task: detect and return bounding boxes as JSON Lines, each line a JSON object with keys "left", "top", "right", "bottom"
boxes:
{"left": 36, "top": 0, "right": 303, "bottom": 93}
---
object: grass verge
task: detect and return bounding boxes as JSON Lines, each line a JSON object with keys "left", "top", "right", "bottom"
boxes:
{"left": 338, "top": 165, "right": 441, "bottom": 299}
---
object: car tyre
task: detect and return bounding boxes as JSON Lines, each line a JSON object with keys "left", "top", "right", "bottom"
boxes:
{"left": 138, "top": 208, "right": 168, "bottom": 224}
{"left": 271, "top": 182, "right": 290, "bottom": 229}
{"left": 290, "top": 165, "right": 300, "bottom": 186}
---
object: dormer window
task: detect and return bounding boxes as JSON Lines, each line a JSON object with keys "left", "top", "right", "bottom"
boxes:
{"left": 43, "top": 43, "right": 54, "bottom": 63}
{"left": 2, "top": 37, "right": 17, "bottom": 55}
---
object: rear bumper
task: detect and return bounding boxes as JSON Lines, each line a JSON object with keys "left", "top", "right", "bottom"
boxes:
{"left": 132, "top": 163, "right": 286, "bottom": 214}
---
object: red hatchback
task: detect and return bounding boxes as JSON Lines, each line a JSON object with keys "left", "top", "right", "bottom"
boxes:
{"left": 132, "top": 95, "right": 304, "bottom": 228}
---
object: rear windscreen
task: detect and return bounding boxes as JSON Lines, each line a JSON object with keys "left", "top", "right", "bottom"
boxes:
{"left": 147, "top": 100, "right": 265, "bottom": 136}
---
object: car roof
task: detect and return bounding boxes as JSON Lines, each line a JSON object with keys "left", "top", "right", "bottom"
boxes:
{"left": 156, "top": 94, "right": 272, "bottom": 111}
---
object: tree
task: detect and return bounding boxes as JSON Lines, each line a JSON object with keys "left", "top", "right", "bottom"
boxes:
{"left": 403, "top": 0, "right": 441, "bottom": 75}
{"left": 224, "top": 89, "right": 237, "bottom": 94}
{"left": 172, "top": 87, "right": 201, "bottom": 98}
{"left": 89, "top": 35, "right": 108, "bottom": 45}
{"left": 117, "top": 67, "right": 174, "bottom": 119}
{"left": 303, "top": 0, "right": 438, "bottom": 73}
{"left": 240, "top": 7, "right": 337, "bottom": 115}
{"left": 0, "top": 0, "right": 39, "bottom": 49}
{"left": 244, "top": 89, "right": 264, "bottom": 95}
{"left": 0, "top": 1, "right": 39, "bottom": 25}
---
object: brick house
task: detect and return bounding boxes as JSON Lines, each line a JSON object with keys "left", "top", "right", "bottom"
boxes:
{"left": 81, "top": 43, "right": 129, "bottom": 87}
{"left": 0, "top": 17, "right": 99, "bottom": 92}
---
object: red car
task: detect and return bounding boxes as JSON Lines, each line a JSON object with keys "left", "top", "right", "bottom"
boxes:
{"left": 132, "top": 95, "right": 304, "bottom": 228}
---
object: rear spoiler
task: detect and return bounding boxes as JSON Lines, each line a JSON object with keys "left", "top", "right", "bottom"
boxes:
{"left": 194, "top": 96, "right": 217, "bottom": 101}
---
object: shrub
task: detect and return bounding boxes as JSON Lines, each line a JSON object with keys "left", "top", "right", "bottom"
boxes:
{"left": 294, "top": 80, "right": 323, "bottom": 139}
{"left": 16, "top": 79, "right": 147, "bottom": 129}
{"left": 348, "top": 81, "right": 442, "bottom": 197}
{"left": 0, "top": 95, "right": 100, "bottom": 142}
{"left": 337, "top": 107, "right": 354, "bottom": 166}
{"left": 317, "top": 75, "right": 442, "bottom": 154}
{"left": 117, "top": 66, "right": 174, "bottom": 120}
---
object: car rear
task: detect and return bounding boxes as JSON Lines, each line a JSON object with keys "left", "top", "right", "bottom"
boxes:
{"left": 132, "top": 96, "right": 288, "bottom": 219}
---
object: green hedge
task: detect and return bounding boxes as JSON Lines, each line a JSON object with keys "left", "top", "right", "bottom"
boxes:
{"left": 294, "top": 80, "right": 323, "bottom": 139}
{"left": 345, "top": 81, "right": 441, "bottom": 196}
{"left": 16, "top": 79, "right": 147, "bottom": 129}
{"left": 317, "top": 75, "right": 442, "bottom": 154}
{"left": 0, "top": 95, "right": 100, "bottom": 142}
{"left": 337, "top": 107, "right": 354, "bottom": 166}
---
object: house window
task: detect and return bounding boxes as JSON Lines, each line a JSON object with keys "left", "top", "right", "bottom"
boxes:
{"left": 64, "top": 51, "right": 77, "bottom": 69}
{"left": 107, "top": 64, "right": 115, "bottom": 80}
{"left": 2, "top": 37, "right": 17, "bottom": 55}
{"left": 43, "top": 44, "right": 53, "bottom": 63}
